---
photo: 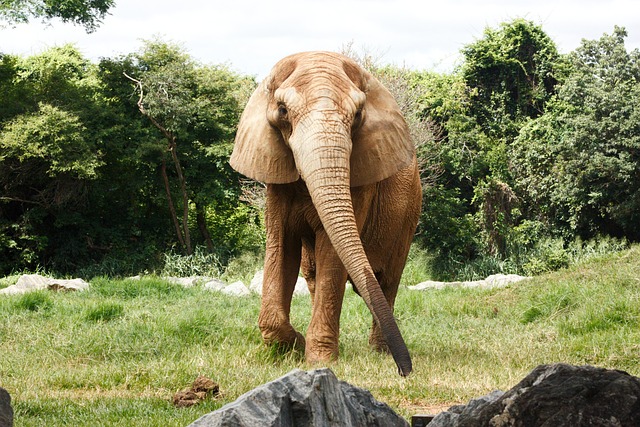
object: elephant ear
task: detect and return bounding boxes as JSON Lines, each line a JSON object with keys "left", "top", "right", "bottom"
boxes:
{"left": 229, "top": 74, "right": 299, "bottom": 184}
{"left": 349, "top": 70, "right": 415, "bottom": 187}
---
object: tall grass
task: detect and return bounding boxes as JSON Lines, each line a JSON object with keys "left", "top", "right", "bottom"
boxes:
{"left": 1, "top": 245, "right": 639, "bottom": 425}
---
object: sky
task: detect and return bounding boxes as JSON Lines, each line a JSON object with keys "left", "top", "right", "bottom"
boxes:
{"left": 1, "top": 0, "right": 639, "bottom": 79}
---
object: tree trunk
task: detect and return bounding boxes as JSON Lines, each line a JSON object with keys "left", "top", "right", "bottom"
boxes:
{"left": 161, "top": 159, "right": 186, "bottom": 252}
{"left": 196, "top": 203, "right": 214, "bottom": 252}
{"left": 125, "top": 72, "right": 193, "bottom": 255}
{"left": 168, "top": 139, "right": 192, "bottom": 255}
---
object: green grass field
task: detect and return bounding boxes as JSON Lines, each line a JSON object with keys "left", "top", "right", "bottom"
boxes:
{"left": 1, "top": 245, "right": 639, "bottom": 426}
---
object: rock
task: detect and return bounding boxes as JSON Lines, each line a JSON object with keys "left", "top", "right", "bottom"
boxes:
{"left": 187, "top": 368, "right": 408, "bottom": 427}
{"left": 0, "top": 387, "right": 13, "bottom": 427}
{"left": 429, "top": 363, "right": 640, "bottom": 426}
{"left": 483, "top": 274, "right": 529, "bottom": 288}
{"left": 0, "top": 274, "right": 89, "bottom": 295}
{"left": 173, "top": 375, "right": 220, "bottom": 408}
{"left": 221, "top": 281, "right": 250, "bottom": 297}
{"left": 204, "top": 279, "right": 226, "bottom": 291}
{"left": 249, "top": 270, "right": 264, "bottom": 294}
{"left": 293, "top": 276, "right": 310, "bottom": 296}
{"left": 249, "top": 270, "right": 310, "bottom": 296}
{"left": 427, "top": 390, "right": 504, "bottom": 427}
{"left": 408, "top": 274, "right": 529, "bottom": 291}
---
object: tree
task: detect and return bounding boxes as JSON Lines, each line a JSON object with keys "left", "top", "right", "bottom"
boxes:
{"left": 461, "top": 18, "right": 560, "bottom": 139}
{"left": 0, "top": 45, "right": 113, "bottom": 272}
{"left": 0, "top": 0, "right": 114, "bottom": 32}
{"left": 123, "top": 38, "right": 254, "bottom": 257}
{"left": 512, "top": 27, "right": 640, "bottom": 241}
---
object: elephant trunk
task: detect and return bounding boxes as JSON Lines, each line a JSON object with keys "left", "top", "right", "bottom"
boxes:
{"left": 291, "top": 125, "right": 413, "bottom": 376}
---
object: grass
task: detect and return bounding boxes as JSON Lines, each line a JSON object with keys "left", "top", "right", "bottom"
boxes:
{"left": 1, "top": 245, "right": 639, "bottom": 425}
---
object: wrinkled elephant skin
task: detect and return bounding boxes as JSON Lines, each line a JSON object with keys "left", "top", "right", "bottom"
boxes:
{"left": 230, "top": 51, "right": 421, "bottom": 376}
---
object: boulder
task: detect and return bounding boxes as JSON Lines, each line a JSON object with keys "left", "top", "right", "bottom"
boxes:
{"left": 249, "top": 270, "right": 310, "bottom": 296}
{"left": 0, "top": 387, "right": 13, "bottom": 427}
{"left": 429, "top": 363, "right": 640, "bottom": 426}
{"left": 187, "top": 368, "right": 408, "bottom": 427}
{"left": 221, "top": 281, "right": 251, "bottom": 297}
{"left": 0, "top": 274, "right": 89, "bottom": 295}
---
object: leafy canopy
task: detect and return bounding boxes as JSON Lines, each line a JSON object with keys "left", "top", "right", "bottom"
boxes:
{"left": 0, "top": 0, "right": 114, "bottom": 32}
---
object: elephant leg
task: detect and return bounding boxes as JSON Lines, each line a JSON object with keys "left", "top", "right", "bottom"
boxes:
{"left": 305, "top": 230, "right": 347, "bottom": 363}
{"left": 258, "top": 186, "right": 305, "bottom": 351}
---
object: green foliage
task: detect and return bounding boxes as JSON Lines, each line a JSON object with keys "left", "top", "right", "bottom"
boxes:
{"left": 1, "top": 20, "right": 638, "bottom": 282}
{"left": 461, "top": 18, "right": 559, "bottom": 138}
{"left": 0, "top": 41, "right": 258, "bottom": 276}
{"left": 0, "top": 0, "right": 114, "bottom": 32}
{"left": 512, "top": 26, "right": 640, "bottom": 240}
{"left": 399, "top": 244, "right": 434, "bottom": 286}
{"left": 221, "top": 249, "right": 265, "bottom": 284}
{"left": 0, "top": 102, "right": 102, "bottom": 178}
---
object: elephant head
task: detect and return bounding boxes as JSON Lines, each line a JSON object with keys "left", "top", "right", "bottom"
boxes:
{"left": 230, "top": 51, "right": 415, "bottom": 376}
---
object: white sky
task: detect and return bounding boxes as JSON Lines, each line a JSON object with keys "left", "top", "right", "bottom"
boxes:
{"left": 1, "top": 0, "right": 639, "bottom": 79}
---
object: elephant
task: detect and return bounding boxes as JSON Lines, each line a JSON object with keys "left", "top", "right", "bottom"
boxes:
{"left": 230, "top": 51, "right": 421, "bottom": 376}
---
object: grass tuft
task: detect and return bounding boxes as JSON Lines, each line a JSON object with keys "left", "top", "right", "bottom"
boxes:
{"left": 15, "top": 290, "right": 53, "bottom": 312}
{"left": 84, "top": 302, "right": 124, "bottom": 322}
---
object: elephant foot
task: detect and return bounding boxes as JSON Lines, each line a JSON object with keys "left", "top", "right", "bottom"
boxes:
{"left": 260, "top": 324, "right": 306, "bottom": 353}
{"left": 305, "top": 337, "right": 339, "bottom": 364}
{"left": 369, "top": 329, "right": 391, "bottom": 354}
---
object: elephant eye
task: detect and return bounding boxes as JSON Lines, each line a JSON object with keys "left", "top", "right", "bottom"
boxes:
{"left": 277, "top": 104, "right": 288, "bottom": 118}
{"left": 354, "top": 109, "right": 362, "bottom": 121}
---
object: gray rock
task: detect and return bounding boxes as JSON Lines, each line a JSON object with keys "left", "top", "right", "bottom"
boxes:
{"left": 203, "top": 279, "right": 226, "bottom": 291}
{"left": 221, "top": 281, "right": 250, "bottom": 297}
{"left": 427, "top": 390, "right": 504, "bottom": 427}
{"left": 430, "top": 363, "right": 640, "bottom": 426}
{"left": 163, "top": 276, "right": 212, "bottom": 287}
{"left": 0, "top": 274, "right": 89, "bottom": 295}
{"left": 249, "top": 270, "right": 264, "bottom": 294}
{"left": 293, "top": 276, "right": 310, "bottom": 296}
{"left": 249, "top": 270, "right": 310, "bottom": 296}
{"left": 0, "top": 387, "right": 13, "bottom": 427}
{"left": 408, "top": 274, "right": 529, "bottom": 291}
{"left": 187, "top": 368, "right": 408, "bottom": 427}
